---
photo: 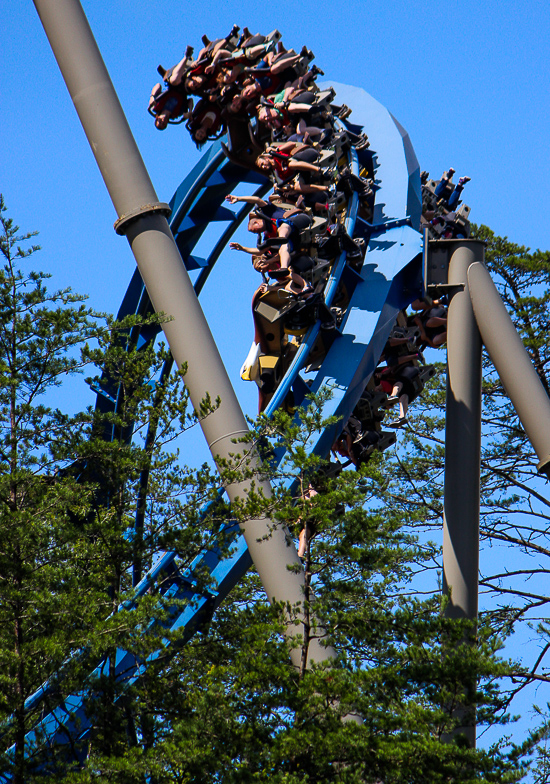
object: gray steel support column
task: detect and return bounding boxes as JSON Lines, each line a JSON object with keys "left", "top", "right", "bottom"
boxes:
{"left": 32, "top": 0, "right": 333, "bottom": 670}
{"left": 442, "top": 240, "right": 484, "bottom": 749}
{"left": 468, "top": 262, "right": 550, "bottom": 478}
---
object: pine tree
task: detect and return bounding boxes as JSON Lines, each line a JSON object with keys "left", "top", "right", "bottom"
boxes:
{"left": 0, "top": 198, "right": 222, "bottom": 781}
{"left": 0, "top": 195, "right": 106, "bottom": 783}
{"left": 0, "top": 200, "right": 534, "bottom": 781}
{"left": 74, "top": 398, "right": 525, "bottom": 783}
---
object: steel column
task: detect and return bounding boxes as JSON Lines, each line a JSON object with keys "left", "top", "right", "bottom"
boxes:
{"left": 32, "top": 0, "right": 333, "bottom": 669}
{"left": 468, "top": 261, "right": 550, "bottom": 478}
{"left": 442, "top": 240, "right": 484, "bottom": 748}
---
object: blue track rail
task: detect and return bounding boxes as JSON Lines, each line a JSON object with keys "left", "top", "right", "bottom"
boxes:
{"left": 3, "top": 85, "right": 424, "bottom": 774}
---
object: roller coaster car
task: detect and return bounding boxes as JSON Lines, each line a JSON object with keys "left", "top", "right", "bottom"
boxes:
{"left": 453, "top": 203, "right": 471, "bottom": 236}
{"left": 421, "top": 179, "right": 471, "bottom": 238}
{"left": 311, "top": 459, "right": 343, "bottom": 489}
{"left": 390, "top": 325, "right": 420, "bottom": 341}
{"left": 377, "top": 430, "right": 397, "bottom": 452}
{"left": 355, "top": 389, "right": 388, "bottom": 423}
{"left": 411, "top": 364, "right": 436, "bottom": 397}
{"left": 252, "top": 284, "right": 335, "bottom": 402}
{"left": 283, "top": 292, "right": 336, "bottom": 335}
{"left": 253, "top": 287, "right": 319, "bottom": 352}
{"left": 354, "top": 428, "right": 397, "bottom": 467}
{"left": 222, "top": 134, "right": 263, "bottom": 173}
{"left": 311, "top": 88, "right": 336, "bottom": 108}
{"left": 257, "top": 353, "right": 282, "bottom": 393}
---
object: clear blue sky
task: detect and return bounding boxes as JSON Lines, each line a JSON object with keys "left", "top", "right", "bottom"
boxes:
{"left": 3, "top": 0, "right": 550, "bottom": 317}
{"left": 2, "top": 0, "right": 550, "bottom": 755}
{"left": 3, "top": 0, "right": 550, "bottom": 416}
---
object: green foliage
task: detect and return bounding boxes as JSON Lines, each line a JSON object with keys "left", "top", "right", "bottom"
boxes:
{"left": 0, "top": 201, "right": 537, "bottom": 781}
{"left": 68, "top": 399, "right": 522, "bottom": 783}
{"left": 0, "top": 198, "right": 223, "bottom": 782}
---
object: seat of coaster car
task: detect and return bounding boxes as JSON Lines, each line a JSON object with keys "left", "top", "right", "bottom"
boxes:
{"left": 316, "top": 148, "right": 337, "bottom": 169}
{"left": 354, "top": 428, "right": 397, "bottom": 466}
{"left": 282, "top": 292, "right": 336, "bottom": 335}
{"left": 355, "top": 389, "right": 388, "bottom": 425}
{"left": 327, "top": 129, "right": 356, "bottom": 160}
{"left": 222, "top": 116, "right": 272, "bottom": 171}
{"left": 424, "top": 178, "right": 454, "bottom": 202}
{"left": 222, "top": 138, "right": 264, "bottom": 172}
{"left": 312, "top": 88, "right": 336, "bottom": 107}
{"left": 297, "top": 216, "right": 328, "bottom": 246}
{"left": 410, "top": 364, "right": 436, "bottom": 396}
{"left": 376, "top": 430, "right": 397, "bottom": 452}
{"left": 257, "top": 353, "right": 281, "bottom": 393}
{"left": 452, "top": 203, "right": 471, "bottom": 235}
{"left": 268, "top": 198, "right": 299, "bottom": 211}
{"left": 293, "top": 47, "right": 316, "bottom": 75}
{"left": 257, "top": 215, "right": 327, "bottom": 252}
{"left": 306, "top": 257, "right": 331, "bottom": 288}
{"left": 311, "top": 459, "right": 343, "bottom": 489}
{"left": 255, "top": 288, "right": 300, "bottom": 324}
{"left": 228, "top": 34, "right": 280, "bottom": 65}
{"left": 257, "top": 29, "right": 282, "bottom": 45}
{"left": 253, "top": 286, "right": 298, "bottom": 356}
{"left": 327, "top": 191, "right": 347, "bottom": 214}
{"left": 390, "top": 321, "right": 421, "bottom": 342}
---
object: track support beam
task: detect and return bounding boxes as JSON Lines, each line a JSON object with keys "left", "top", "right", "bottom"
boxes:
{"left": 442, "top": 240, "right": 484, "bottom": 748}
{"left": 468, "top": 261, "right": 550, "bottom": 477}
{"left": 32, "top": 0, "right": 334, "bottom": 670}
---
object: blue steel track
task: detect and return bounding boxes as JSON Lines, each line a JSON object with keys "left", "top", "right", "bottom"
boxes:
{"left": 3, "top": 84, "right": 425, "bottom": 773}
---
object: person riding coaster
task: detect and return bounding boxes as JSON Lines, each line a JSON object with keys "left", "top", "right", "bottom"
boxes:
{"left": 148, "top": 84, "right": 193, "bottom": 130}
{"left": 226, "top": 194, "right": 314, "bottom": 296}
{"left": 238, "top": 50, "right": 311, "bottom": 104}
{"left": 149, "top": 26, "right": 242, "bottom": 128}
{"left": 150, "top": 31, "right": 364, "bottom": 372}
{"left": 255, "top": 148, "right": 322, "bottom": 180}
{"left": 186, "top": 99, "right": 226, "bottom": 146}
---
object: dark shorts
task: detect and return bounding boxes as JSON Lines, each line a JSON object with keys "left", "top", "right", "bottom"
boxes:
{"left": 398, "top": 365, "right": 420, "bottom": 401}
{"left": 290, "top": 253, "right": 314, "bottom": 274}
{"left": 292, "top": 147, "right": 319, "bottom": 164}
